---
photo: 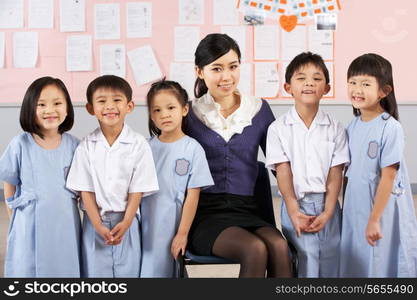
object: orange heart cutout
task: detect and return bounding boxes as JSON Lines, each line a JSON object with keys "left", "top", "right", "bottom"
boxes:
{"left": 279, "top": 15, "right": 298, "bottom": 32}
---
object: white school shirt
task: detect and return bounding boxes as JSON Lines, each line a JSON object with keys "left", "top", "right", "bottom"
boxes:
{"left": 66, "top": 124, "right": 159, "bottom": 216}
{"left": 192, "top": 91, "right": 262, "bottom": 142}
{"left": 265, "top": 106, "right": 349, "bottom": 200}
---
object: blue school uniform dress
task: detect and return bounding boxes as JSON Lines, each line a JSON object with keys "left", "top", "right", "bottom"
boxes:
{"left": 66, "top": 124, "right": 159, "bottom": 278}
{"left": 140, "top": 135, "right": 214, "bottom": 278}
{"left": 0, "top": 132, "right": 81, "bottom": 277}
{"left": 340, "top": 113, "right": 417, "bottom": 277}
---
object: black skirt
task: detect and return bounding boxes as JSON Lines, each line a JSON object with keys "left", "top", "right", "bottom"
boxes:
{"left": 189, "top": 193, "right": 275, "bottom": 256}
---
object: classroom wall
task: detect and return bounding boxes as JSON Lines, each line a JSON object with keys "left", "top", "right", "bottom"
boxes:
{"left": 1, "top": 0, "right": 417, "bottom": 103}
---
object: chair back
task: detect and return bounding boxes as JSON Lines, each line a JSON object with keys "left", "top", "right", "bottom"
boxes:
{"left": 254, "top": 161, "right": 276, "bottom": 226}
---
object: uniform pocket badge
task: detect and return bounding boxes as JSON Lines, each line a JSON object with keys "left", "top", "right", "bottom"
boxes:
{"left": 175, "top": 159, "right": 190, "bottom": 176}
{"left": 367, "top": 141, "right": 379, "bottom": 159}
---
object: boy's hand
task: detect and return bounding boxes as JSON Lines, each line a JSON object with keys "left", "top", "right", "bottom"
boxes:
{"left": 109, "top": 220, "right": 131, "bottom": 245}
{"left": 96, "top": 224, "right": 114, "bottom": 245}
{"left": 366, "top": 219, "right": 382, "bottom": 246}
{"left": 304, "top": 211, "right": 331, "bottom": 233}
{"left": 171, "top": 233, "right": 187, "bottom": 259}
{"left": 288, "top": 210, "right": 316, "bottom": 237}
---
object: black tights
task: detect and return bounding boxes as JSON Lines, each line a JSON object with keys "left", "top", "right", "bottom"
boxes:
{"left": 212, "top": 226, "right": 293, "bottom": 278}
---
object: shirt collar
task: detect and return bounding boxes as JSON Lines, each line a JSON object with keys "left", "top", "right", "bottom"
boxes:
{"left": 89, "top": 123, "right": 135, "bottom": 144}
{"left": 285, "top": 106, "right": 330, "bottom": 126}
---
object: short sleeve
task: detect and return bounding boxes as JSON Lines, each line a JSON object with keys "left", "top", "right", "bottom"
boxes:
{"left": 187, "top": 142, "right": 214, "bottom": 190}
{"left": 128, "top": 138, "right": 159, "bottom": 196}
{"left": 330, "top": 122, "right": 350, "bottom": 167}
{"left": 0, "top": 136, "right": 22, "bottom": 186}
{"left": 380, "top": 120, "right": 403, "bottom": 169}
{"left": 66, "top": 141, "right": 95, "bottom": 192}
{"left": 265, "top": 121, "right": 289, "bottom": 170}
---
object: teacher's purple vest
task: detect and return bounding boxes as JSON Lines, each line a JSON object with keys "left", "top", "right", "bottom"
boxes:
{"left": 186, "top": 99, "right": 275, "bottom": 196}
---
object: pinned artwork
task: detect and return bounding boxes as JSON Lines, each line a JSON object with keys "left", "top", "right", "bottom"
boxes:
{"left": 279, "top": 15, "right": 298, "bottom": 32}
{"left": 238, "top": 0, "right": 341, "bottom": 32}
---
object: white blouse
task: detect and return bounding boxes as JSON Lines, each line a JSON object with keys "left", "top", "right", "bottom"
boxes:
{"left": 191, "top": 91, "right": 262, "bottom": 142}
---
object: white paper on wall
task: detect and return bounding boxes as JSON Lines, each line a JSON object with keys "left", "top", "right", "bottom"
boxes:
{"left": 66, "top": 35, "right": 92, "bottom": 71}
{"left": 213, "top": 0, "right": 239, "bottom": 25}
{"left": 237, "top": 63, "right": 252, "bottom": 96}
{"left": 308, "top": 26, "right": 333, "bottom": 60}
{"left": 128, "top": 45, "right": 162, "bottom": 86}
{"left": 60, "top": 0, "right": 85, "bottom": 32}
{"left": 179, "top": 0, "right": 204, "bottom": 25}
{"left": 254, "top": 25, "right": 279, "bottom": 60}
{"left": 95, "top": 3, "right": 120, "bottom": 40}
{"left": 13, "top": 32, "right": 38, "bottom": 68}
{"left": 127, "top": 2, "right": 152, "bottom": 38}
{"left": 174, "top": 27, "right": 200, "bottom": 62}
{"left": 29, "top": 0, "right": 54, "bottom": 29}
{"left": 100, "top": 44, "right": 126, "bottom": 78}
{"left": 254, "top": 62, "right": 279, "bottom": 98}
{"left": 281, "top": 26, "right": 307, "bottom": 61}
{"left": 0, "top": 0, "right": 24, "bottom": 29}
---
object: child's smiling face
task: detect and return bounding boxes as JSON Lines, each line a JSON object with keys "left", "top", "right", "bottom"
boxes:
{"left": 196, "top": 49, "right": 241, "bottom": 101}
{"left": 35, "top": 84, "right": 68, "bottom": 133}
{"left": 347, "top": 74, "right": 388, "bottom": 113}
{"left": 284, "top": 63, "right": 330, "bottom": 106}
{"left": 87, "top": 88, "right": 133, "bottom": 128}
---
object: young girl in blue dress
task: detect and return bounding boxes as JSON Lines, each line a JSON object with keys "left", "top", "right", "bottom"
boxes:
{"left": 340, "top": 53, "right": 417, "bottom": 277}
{"left": 0, "top": 77, "right": 81, "bottom": 277}
{"left": 140, "top": 79, "right": 214, "bottom": 277}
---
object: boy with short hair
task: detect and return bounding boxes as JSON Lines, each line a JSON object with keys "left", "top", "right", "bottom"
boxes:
{"left": 265, "top": 52, "right": 349, "bottom": 277}
{"left": 67, "top": 75, "right": 159, "bottom": 277}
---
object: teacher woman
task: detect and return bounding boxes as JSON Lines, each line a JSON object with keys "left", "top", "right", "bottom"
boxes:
{"left": 186, "top": 33, "right": 292, "bottom": 277}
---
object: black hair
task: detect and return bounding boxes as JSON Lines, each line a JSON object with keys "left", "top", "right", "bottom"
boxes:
{"left": 285, "top": 51, "right": 330, "bottom": 84}
{"left": 347, "top": 53, "right": 398, "bottom": 120}
{"left": 194, "top": 33, "right": 241, "bottom": 98}
{"left": 20, "top": 76, "right": 74, "bottom": 138}
{"left": 86, "top": 75, "right": 132, "bottom": 104}
{"left": 146, "top": 78, "right": 189, "bottom": 137}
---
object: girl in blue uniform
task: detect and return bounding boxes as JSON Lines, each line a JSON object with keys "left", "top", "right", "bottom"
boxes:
{"left": 340, "top": 53, "right": 417, "bottom": 277}
{"left": 140, "top": 79, "right": 213, "bottom": 277}
{"left": 0, "top": 77, "right": 81, "bottom": 277}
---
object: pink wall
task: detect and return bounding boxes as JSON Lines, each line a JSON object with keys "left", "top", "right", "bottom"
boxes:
{"left": 0, "top": 0, "right": 416, "bottom": 103}
{"left": 335, "top": 0, "right": 417, "bottom": 102}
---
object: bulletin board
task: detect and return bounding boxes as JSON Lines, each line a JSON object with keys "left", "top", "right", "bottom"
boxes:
{"left": 0, "top": 0, "right": 416, "bottom": 104}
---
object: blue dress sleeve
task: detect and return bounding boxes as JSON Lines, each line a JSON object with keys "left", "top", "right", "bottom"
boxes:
{"left": 187, "top": 141, "right": 214, "bottom": 190}
{"left": 380, "top": 119, "right": 404, "bottom": 169}
{"left": 0, "top": 136, "right": 22, "bottom": 186}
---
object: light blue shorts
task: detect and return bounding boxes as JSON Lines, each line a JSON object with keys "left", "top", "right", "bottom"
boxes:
{"left": 281, "top": 193, "right": 341, "bottom": 278}
{"left": 82, "top": 212, "right": 141, "bottom": 278}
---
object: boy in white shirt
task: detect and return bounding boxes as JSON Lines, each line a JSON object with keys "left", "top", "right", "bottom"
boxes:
{"left": 265, "top": 52, "right": 349, "bottom": 277}
{"left": 67, "top": 75, "right": 159, "bottom": 277}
